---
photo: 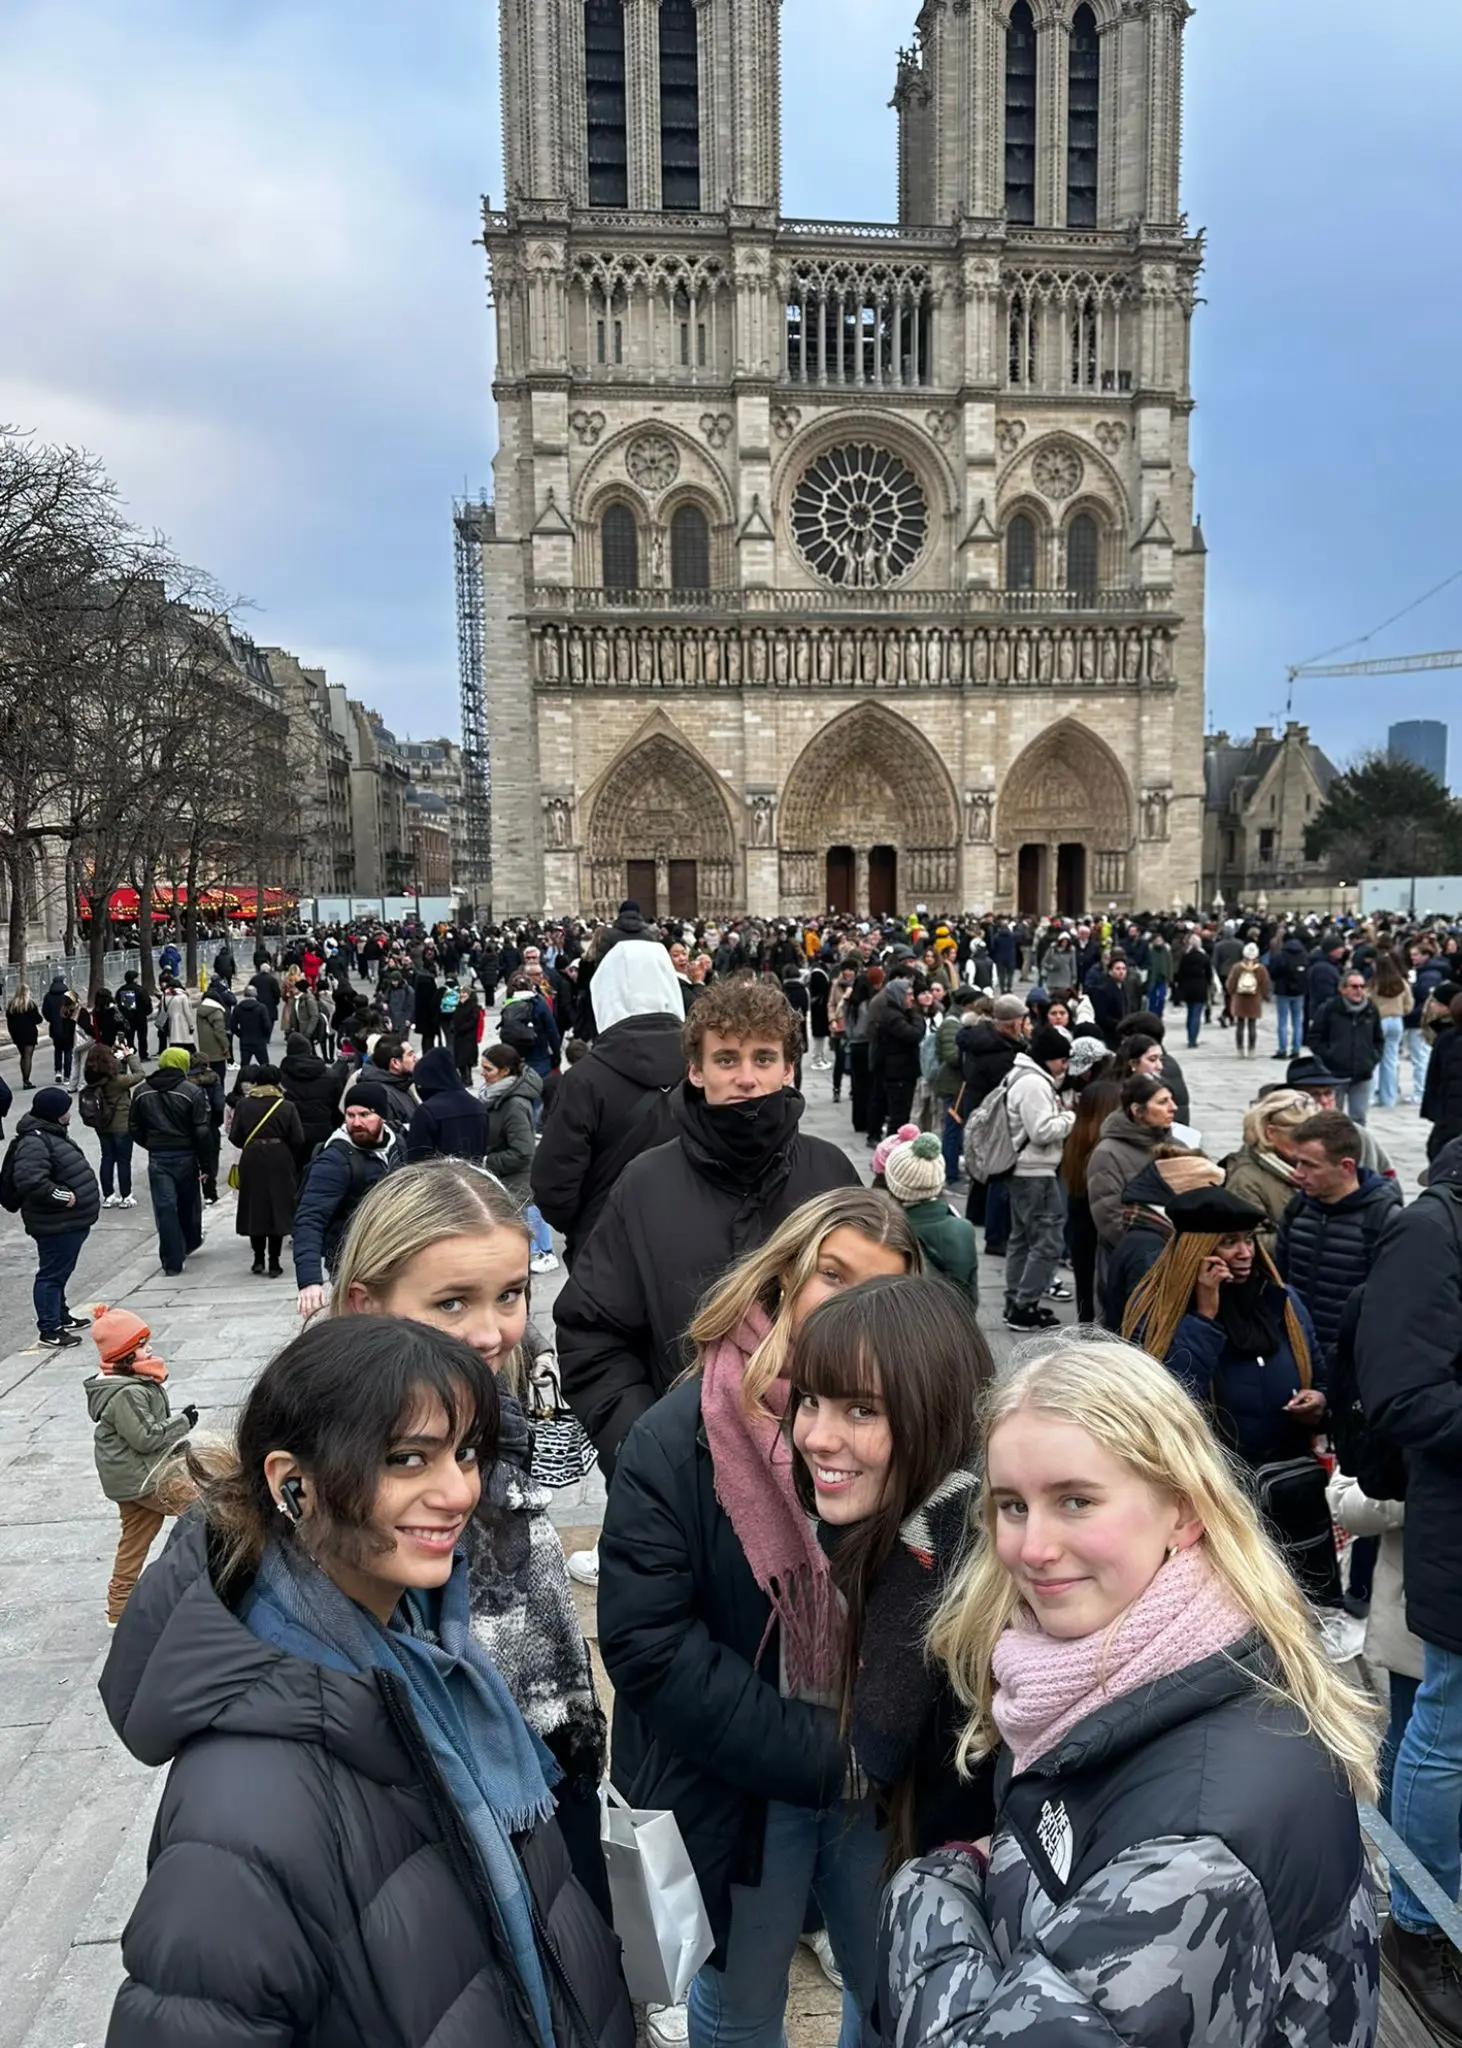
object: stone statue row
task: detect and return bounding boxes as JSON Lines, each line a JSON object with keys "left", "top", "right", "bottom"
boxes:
{"left": 535, "top": 621, "right": 1177, "bottom": 689}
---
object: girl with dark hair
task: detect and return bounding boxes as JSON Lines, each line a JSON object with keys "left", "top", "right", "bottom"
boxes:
{"left": 99, "top": 1316, "right": 632, "bottom": 2048}
{"left": 789, "top": 1274, "right": 996, "bottom": 1866}
{"left": 1061, "top": 1071, "right": 1122, "bottom": 1322}
{"left": 84, "top": 1041, "right": 147, "bottom": 1207}
{"left": 1085, "top": 1073, "right": 1179, "bottom": 1251}
{"left": 598, "top": 1188, "right": 921, "bottom": 2048}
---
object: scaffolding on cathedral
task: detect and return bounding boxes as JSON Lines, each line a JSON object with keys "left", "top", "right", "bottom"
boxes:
{"left": 454, "top": 494, "right": 494, "bottom": 914}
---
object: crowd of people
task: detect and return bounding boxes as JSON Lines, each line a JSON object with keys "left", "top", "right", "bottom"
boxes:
{"left": 10, "top": 893, "right": 1462, "bottom": 2045}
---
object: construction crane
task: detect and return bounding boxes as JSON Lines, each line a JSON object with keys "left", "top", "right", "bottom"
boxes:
{"left": 454, "top": 495, "right": 493, "bottom": 917}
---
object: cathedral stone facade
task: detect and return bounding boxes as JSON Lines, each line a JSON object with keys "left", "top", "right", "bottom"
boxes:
{"left": 477, "top": 0, "right": 1206, "bottom": 921}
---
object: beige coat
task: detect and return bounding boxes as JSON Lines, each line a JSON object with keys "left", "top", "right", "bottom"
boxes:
{"left": 1326, "top": 1474, "right": 1420, "bottom": 1682}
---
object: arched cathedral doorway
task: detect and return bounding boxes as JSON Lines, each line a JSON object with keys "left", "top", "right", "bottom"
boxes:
{"left": 778, "top": 705, "right": 960, "bottom": 917}
{"left": 585, "top": 727, "right": 736, "bottom": 919}
{"left": 998, "top": 720, "right": 1135, "bottom": 915}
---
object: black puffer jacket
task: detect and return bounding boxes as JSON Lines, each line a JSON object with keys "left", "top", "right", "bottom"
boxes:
{"left": 873, "top": 996, "right": 926, "bottom": 1084}
{"left": 8, "top": 1110, "right": 101, "bottom": 1237}
{"left": 407, "top": 1047, "right": 491, "bottom": 1163}
{"left": 1421, "top": 1021, "right": 1462, "bottom": 1159}
{"left": 128, "top": 1070, "right": 212, "bottom": 1155}
{"left": 1275, "top": 1170, "right": 1402, "bottom": 1365}
{"left": 555, "top": 1089, "right": 860, "bottom": 1474}
{"left": 531, "top": 1016, "right": 684, "bottom": 1261}
{"left": 1173, "top": 945, "right": 1214, "bottom": 1004}
{"left": 1308, "top": 995, "right": 1382, "bottom": 1081}
{"left": 100, "top": 1519, "right": 634, "bottom": 2048}
{"left": 1357, "top": 1148, "right": 1462, "bottom": 1654}
{"left": 278, "top": 1046, "right": 346, "bottom": 1156}
{"left": 1100, "top": 1161, "right": 1175, "bottom": 1331}
{"left": 956, "top": 1020, "right": 1019, "bottom": 1108}
{"left": 599, "top": 1381, "right": 848, "bottom": 1957}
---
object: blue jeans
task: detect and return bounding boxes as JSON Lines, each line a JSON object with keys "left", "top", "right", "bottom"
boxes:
{"left": 526, "top": 1203, "right": 553, "bottom": 1257}
{"left": 1373, "top": 1015, "right": 1403, "bottom": 1107}
{"left": 688, "top": 1797, "right": 883, "bottom": 2048}
{"left": 941, "top": 1106, "right": 963, "bottom": 1186}
{"left": 1275, "top": 994, "right": 1305, "bottom": 1057}
{"left": 1406, "top": 1027, "right": 1431, "bottom": 1102}
{"left": 1391, "top": 1640, "right": 1462, "bottom": 1932}
{"left": 1185, "top": 1001, "right": 1204, "bottom": 1048}
{"left": 148, "top": 1151, "right": 202, "bottom": 1274}
{"left": 99, "top": 1130, "right": 134, "bottom": 1199}
{"left": 1148, "top": 978, "right": 1168, "bottom": 1014}
{"left": 34, "top": 1226, "right": 88, "bottom": 1334}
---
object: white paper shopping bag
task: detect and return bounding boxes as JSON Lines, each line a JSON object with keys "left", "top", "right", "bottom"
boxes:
{"left": 600, "top": 1784, "right": 715, "bottom": 2004}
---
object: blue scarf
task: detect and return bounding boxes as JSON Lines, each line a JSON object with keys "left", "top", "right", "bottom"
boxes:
{"left": 242, "top": 1541, "right": 560, "bottom": 2045}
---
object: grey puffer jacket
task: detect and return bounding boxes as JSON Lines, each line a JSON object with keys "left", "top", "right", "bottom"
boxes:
{"left": 100, "top": 1517, "right": 634, "bottom": 2048}
{"left": 880, "top": 1636, "right": 1377, "bottom": 2048}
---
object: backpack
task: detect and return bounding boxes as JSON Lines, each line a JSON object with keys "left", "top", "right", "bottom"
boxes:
{"left": 0, "top": 1138, "right": 20, "bottom": 1213}
{"left": 500, "top": 1000, "right": 539, "bottom": 1055}
{"left": 962, "top": 1070, "right": 1028, "bottom": 1183}
{"left": 77, "top": 1083, "right": 109, "bottom": 1130}
{"left": 440, "top": 986, "right": 460, "bottom": 1017}
{"left": 1236, "top": 968, "right": 1259, "bottom": 998}
{"left": 117, "top": 985, "right": 140, "bottom": 1017}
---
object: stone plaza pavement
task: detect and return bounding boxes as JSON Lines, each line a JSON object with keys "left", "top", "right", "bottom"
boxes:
{"left": 0, "top": 1008, "right": 1433, "bottom": 2046}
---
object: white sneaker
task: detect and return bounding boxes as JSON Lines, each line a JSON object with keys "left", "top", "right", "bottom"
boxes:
{"left": 530, "top": 1250, "right": 560, "bottom": 1274}
{"left": 800, "top": 1929, "right": 844, "bottom": 1989}
{"left": 567, "top": 1545, "right": 599, "bottom": 1587}
{"left": 102, "top": 1194, "right": 121, "bottom": 1209}
{"left": 645, "top": 2005, "right": 689, "bottom": 2048}
{"left": 119, "top": 1195, "right": 137, "bottom": 1209}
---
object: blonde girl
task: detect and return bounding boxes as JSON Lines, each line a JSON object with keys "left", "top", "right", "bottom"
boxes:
{"left": 329, "top": 1161, "right": 608, "bottom": 1910}
{"left": 882, "top": 1337, "right": 1380, "bottom": 2048}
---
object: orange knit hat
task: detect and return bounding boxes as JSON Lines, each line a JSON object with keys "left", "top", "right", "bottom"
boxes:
{"left": 90, "top": 1305, "right": 166, "bottom": 1381}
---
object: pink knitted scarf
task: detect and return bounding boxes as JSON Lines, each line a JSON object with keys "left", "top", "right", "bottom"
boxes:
{"left": 991, "top": 1546, "right": 1250, "bottom": 1776}
{"left": 700, "top": 1305, "right": 841, "bottom": 1694}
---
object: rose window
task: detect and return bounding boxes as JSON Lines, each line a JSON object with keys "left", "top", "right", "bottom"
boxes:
{"left": 791, "top": 443, "right": 928, "bottom": 588}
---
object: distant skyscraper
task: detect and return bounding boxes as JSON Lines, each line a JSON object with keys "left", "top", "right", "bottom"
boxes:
{"left": 1389, "top": 720, "right": 1449, "bottom": 787}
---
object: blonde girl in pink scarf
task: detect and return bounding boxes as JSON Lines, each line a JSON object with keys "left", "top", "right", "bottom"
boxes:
{"left": 881, "top": 1338, "right": 1382, "bottom": 2048}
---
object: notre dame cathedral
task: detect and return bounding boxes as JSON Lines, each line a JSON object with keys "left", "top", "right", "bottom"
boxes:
{"left": 477, "top": 0, "right": 1205, "bottom": 922}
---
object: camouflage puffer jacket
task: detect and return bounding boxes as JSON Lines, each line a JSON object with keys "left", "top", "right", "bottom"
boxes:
{"left": 879, "top": 1637, "right": 1378, "bottom": 2048}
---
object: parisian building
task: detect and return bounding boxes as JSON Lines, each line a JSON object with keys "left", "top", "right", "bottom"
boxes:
{"left": 476, "top": 0, "right": 1205, "bottom": 920}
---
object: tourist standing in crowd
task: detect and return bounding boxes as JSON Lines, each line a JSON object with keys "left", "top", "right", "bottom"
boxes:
{"left": 1174, "top": 932, "right": 1213, "bottom": 1047}
{"left": 599, "top": 1192, "right": 918, "bottom": 2048}
{"left": 955, "top": 991, "right": 1025, "bottom": 1255}
{"left": 1225, "top": 941, "right": 1271, "bottom": 1058}
{"left": 1420, "top": 991, "right": 1462, "bottom": 1161}
{"left": 532, "top": 938, "right": 687, "bottom": 1269}
{"left": 100, "top": 1316, "right": 633, "bottom": 2048}
{"left": 1405, "top": 940, "right": 1446, "bottom": 1102}
{"left": 278, "top": 1030, "right": 345, "bottom": 1155}
{"left": 1059, "top": 1047, "right": 1117, "bottom": 1323}
{"left": 843, "top": 964, "right": 883, "bottom": 1135}
{"left": 292, "top": 1085, "right": 403, "bottom": 1317}
{"left": 1001, "top": 1025, "right": 1075, "bottom": 1331}
{"left": 6, "top": 982, "right": 41, "bottom": 1089}
{"left": 555, "top": 979, "right": 858, "bottom": 1480}
{"left": 1277, "top": 1111, "right": 1402, "bottom": 1375}
{"left": 229, "top": 1064, "right": 304, "bottom": 1278}
{"left": 869, "top": 975, "right": 926, "bottom": 1145}
{"left": 882, "top": 1132, "right": 979, "bottom": 1300}
{"left": 1224, "top": 1089, "right": 1311, "bottom": 1237}
{"left": 1309, "top": 966, "right": 1383, "bottom": 1125}
{"left": 1086, "top": 1073, "right": 1179, "bottom": 1253}
{"left": 882, "top": 1339, "right": 1378, "bottom": 2046}
{"left": 1369, "top": 949, "right": 1411, "bottom": 1108}
{"left": 406, "top": 1046, "right": 492, "bottom": 1165}
{"left": 82, "top": 1042, "right": 146, "bottom": 1209}
{"left": 1270, "top": 929, "right": 1311, "bottom": 1060}
{"left": 129, "top": 1048, "right": 211, "bottom": 1277}
{"left": 5, "top": 1085, "right": 99, "bottom": 1348}
{"left": 1356, "top": 1138, "right": 1462, "bottom": 2040}
{"left": 42, "top": 975, "right": 78, "bottom": 1085}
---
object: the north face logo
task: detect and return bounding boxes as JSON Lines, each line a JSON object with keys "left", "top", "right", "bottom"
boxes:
{"left": 1036, "top": 1797, "right": 1073, "bottom": 1884}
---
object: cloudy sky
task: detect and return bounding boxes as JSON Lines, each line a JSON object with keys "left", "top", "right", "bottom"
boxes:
{"left": 3, "top": 0, "right": 1459, "bottom": 776}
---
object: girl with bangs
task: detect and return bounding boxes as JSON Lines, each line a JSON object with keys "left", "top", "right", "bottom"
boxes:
{"left": 881, "top": 1337, "right": 1381, "bottom": 2048}
{"left": 100, "top": 1315, "right": 633, "bottom": 2048}
{"left": 598, "top": 1188, "right": 922, "bottom": 2048}
{"left": 788, "top": 1275, "right": 997, "bottom": 1866}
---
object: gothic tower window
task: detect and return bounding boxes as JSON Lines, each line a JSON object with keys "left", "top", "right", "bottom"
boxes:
{"left": 1008, "top": 288, "right": 1039, "bottom": 387}
{"left": 602, "top": 503, "right": 639, "bottom": 589}
{"left": 1067, "top": 5, "right": 1101, "bottom": 227}
{"left": 659, "top": 0, "right": 701, "bottom": 211}
{"left": 1066, "top": 512, "right": 1100, "bottom": 594}
{"left": 1007, "top": 513, "right": 1038, "bottom": 591}
{"left": 670, "top": 504, "right": 711, "bottom": 589}
{"left": 1004, "top": 1, "right": 1037, "bottom": 227}
{"left": 586, "top": 1, "right": 629, "bottom": 209}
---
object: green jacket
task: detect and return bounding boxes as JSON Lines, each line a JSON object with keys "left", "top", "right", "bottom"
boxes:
{"left": 933, "top": 1013, "right": 965, "bottom": 1102}
{"left": 84, "top": 1373, "right": 190, "bottom": 1502}
{"left": 903, "top": 1198, "right": 980, "bottom": 1304}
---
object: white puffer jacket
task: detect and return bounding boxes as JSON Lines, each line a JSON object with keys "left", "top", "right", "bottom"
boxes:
{"left": 1005, "top": 1052, "right": 1076, "bottom": 1177}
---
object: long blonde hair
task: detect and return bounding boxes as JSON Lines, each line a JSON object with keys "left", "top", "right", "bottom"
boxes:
{"left": 1122, "top": 1231, "right": 1311, "bottom": 1383}
{"left": 686, "top": 1188, "right": 921, "bottom": 1417}
{"left": 931, "top": 1338, "right": 1380, "bottom": 1797}
{"left": 330, "top": 1159, "right": 533, "bottom": 1396}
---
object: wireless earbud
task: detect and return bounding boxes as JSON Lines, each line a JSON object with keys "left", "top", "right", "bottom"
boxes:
{"left": 278, "top": 1476, "right": 305, "bottom": 1523}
